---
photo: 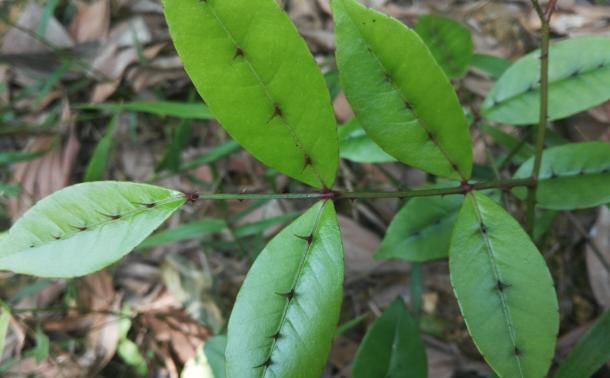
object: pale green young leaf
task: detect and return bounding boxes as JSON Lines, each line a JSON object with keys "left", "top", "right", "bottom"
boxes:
{"left": 332, "top": 0, "right": 472, "bottom": 180}
{"left": 0, "top": 182, "right": 185, "bottom": 277}
{"left": 226, "top": 201, "right": 343, "bottom": 377}
{"left": 0, "top": 304, "right": 9, "bottom": 358}
{"left": 450, "top": 192, "right": 559, "bottom": 378}
{"left": 352, "top": 298, "right": 427, "bottom": 378}
{"left": 415, "top": 15, "right": 473, "bottom": 79}
{"left": 164, "top": 0, "right": 338, "bottom": 188}
{"left": 514, "top": 142, "right": 610, "bottom": 210}
{"left": 556, "top": 310, "right": 610, "bottom": 378}
{"left": 482, "top": 36, "right": 610, "bottom": 125}
{"left": 84, "top": 112, "right": 119, "bottom": 182}
{"left": 376, "top": 194, "right": 463, "bottom": 262}
{"left": 338, "top": 118, "right": 395, "bottom": 163}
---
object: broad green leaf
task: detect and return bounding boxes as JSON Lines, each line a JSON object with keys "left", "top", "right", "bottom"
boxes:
{"left": 332, "top": 0, "right": 472, "bottom": 180}
{"left": 482, "top": 36, "right": 610, "bottom": 125}
{"left": 206, "top": 335, "right": 227, "bottom": 378}
{"left": 415, "top": 15, "right": 473, "bottom": 79}
{"left": 338, "top": 118, "right": 395, "bottom": 163}
{"left": 138, "top": 219, "right": 226, "bottom": 249}
{"left": 352, "top": 298, "right": 427, "bottom": 378}
{"left": 84, "top": 112, "right": 119, "bottom": 182}
{"left": 226, "top": 201, "right": 343, "bottom": 377}
{"left": 0, "top": 304, "right": 9, "bottom": 358}
{"left": 471, "top": 53, "right": 511, "bottom": 79}
{"left": 78, "top": 101, "right": 214, "bottom": 119}
{"left": 376, "top": 194, "right": 463, "bottom": 262}
{"left": 556, "top": 310, "right": 610, "bottom": 378}
{"left": 514, "top": 142, "right": 610, "bottom": 210}
{"left": 0, "top": 182, "right": 185, "bottom": 277}
{"left": 164, "top": 0, "right": 338, "bottom": 188}
{"left": 450, "top": 192, "right": 559, "bottom": 378}
{"left": 182, "top": 343, "right": 215, "bottom": 378}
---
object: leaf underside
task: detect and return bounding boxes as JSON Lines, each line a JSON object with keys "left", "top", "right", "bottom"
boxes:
{"left": 514, "top": 142, "right": 610, "bottom": 210}
{"left": 376, "top": 194, "right": 463, "bottom": 262}
{"left": 450, "top": 192, "right": 558, "bottom": 378}
{"left": 332, "top": 0, "right": 472, "bottom": 180}
{"left": 225, "top": 201, "right": 343, "bottom": 378}
{"left": 352, "top": 298, "right": 427, "bottom": 378}
{"left": 0, "top": 182, "right": 185, "bottom": 278}
{"left": 482, "top": 36, "right": 610, "bottom": 125}
{"left": 164, "top": 0, "right": 338, "bottom": 188}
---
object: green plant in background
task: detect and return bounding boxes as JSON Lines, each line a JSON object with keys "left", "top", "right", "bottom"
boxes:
{"left": 1, "top": 0, "right": 610, "bottom": 377}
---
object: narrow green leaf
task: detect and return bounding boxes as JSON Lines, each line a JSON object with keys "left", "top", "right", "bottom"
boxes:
{"left": 480, "top": 124, "right": 535, "bottom": 164}
{"left": 77, "top": 101, "right": 214, "bottom": 119}
{"left": 482, "top": 36, "right": 610, "bottom": 125}
{"left": 333, "top": 0, "right": 472, "bottom": 180}
{"left": 0, "top": 304, "right": 10, "bottom": 358}
{"left": 138, "top": 219, "right": 226, "bottom": 249}
{"left": 514, "top": 142, "right": 610, "bottom": 210}
{"left": 234, "top": 213, "right": 300, "bottom": 238}
{"left": 164, "top": 0, "right": 338, "bottom": 188}
{"left": 338, "top": 118, "right": 395, "bottom": 163}
{"left": 158, "top": 119, "right": 192, "bottom": 172}
{"left": 181, "top": 140, "right": 241, "bottom": 171}
{"left": 415, "top": 15, "right": 473, "bottom": 79}
{"left": 556, "top": 310, "right": 610, "bottom": 378}
{"left": 0, "top": 182, "right": 185, "bottom": 277}
{"left": 226, "top": 201, "right": 343, "bottom": 377}
{"left": 0, "top": 183, "right": 21, "bottom": 198}
{"left": 450, "top": 192, "right": 559, "bottom": 378}
{"left": 352, "top": 298, "right": 427, "bottom": 378}
{"left": 471, "top": 53, "right": 511, "bottom": 79}
{"left": 33, "top": 326, "right": 49, "bottom": 363}
{"left": 118, "top": 339, "right": 148, "bottom": 376}
{"left": 376, "top": 194, "right": 463, "bottom": 262}
{"left": 84, "top": 112, "right": 119, "bottom": 182}
{"left": 0, "top": 149, "right": 48, "bottom": 165}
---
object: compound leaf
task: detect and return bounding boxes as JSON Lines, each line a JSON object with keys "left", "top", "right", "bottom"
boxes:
{"left": 226, "top": 201, "right": 343, "bottom": 377}
{"left": 514, "top": 142, "right": 610, "bottom": 210}
{"left": 0, "top": 182, "right": 185, "bottom": 278}
{"left": 450, "top": 192, "right": 559, "bottom": 378}
{"left": 164, "top": 0, "right": 338, "bottom": 188}
{"left": 556, "top": 310, "right": 610, "bottom": 378}
{"left": 332, "top": 0, "right": 472, "bottom": 180}
{"left": 352, "top": 298, "right": 427, "bottom": 378}
{"left": 376, "top": 194, "right": 463, "bottom": 262}
{"left": 482, "top": 36, "right": 610, "bottom": 125}
{"left": 415, "top": 15, "right": 473, "bottom": 79}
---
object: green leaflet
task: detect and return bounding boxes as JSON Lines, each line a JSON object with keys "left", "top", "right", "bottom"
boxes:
{"left": 0, "top": 182, "right": 185, "bottom": 278}
{"left": 471, "top": 53, "right": 511, "bottom": 79}
{"left": 77, "top": 101, "right": 214, "bottom": 119}
{"left": 84, "top": 112, "right": 119, "bottom": 182}
{"left": 375, "top": 194, "right": 463, "bottom": 262}
{"left": 226, "top": 201, "right": 343, "bottom": 377}
{"left": 164, "top": 0, "right": 338, "bottom": 189}
{"left": 338, "top": 118, "right": 395, "bottom": 163}
{"left": 482, "top": 36, "right": 610, "bottom": 125}
{"left": 514, "top": 142, "right": 610, "bottom": 210}
{"left": 352, "top": 298, "right": 426, "bottom": 378}
{"left": 450, "top": 192, "right": 558, "bottom": 378}
{"left": 332, "top": 0, "right": 472, "bottom": 180}
{"left": 415, "top": 15, "right": 473, "bottom": 79}
{"left": 556, "top": 310, "right": 610, "bottom": 378}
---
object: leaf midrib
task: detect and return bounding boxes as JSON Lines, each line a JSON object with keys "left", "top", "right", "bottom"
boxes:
{"left": 202, "top": 2, "right": 326, "bottom": 188}
{"left": 340, "top": 3, "right": 466, "bottom": 180}
{"left": 490, "top": 63, "right": 610, "bottom": 111}
{"left": 469, "top": 193, "right": 524, "bottom": 378}
{"left": 2, "top": 195, "right": 183, "bottom": 258}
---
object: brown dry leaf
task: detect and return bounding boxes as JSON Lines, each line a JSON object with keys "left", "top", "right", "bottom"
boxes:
{"left": 9, "top": 100, "right": 80, "bottom": 220}
{"left": 334, "top": 91, "right": 354, "bottom": 122}
{"left": 77, "top": 271, "right": 121, "bottom": 372}
{"left": 588, "top": 100, "right": 610, "bottom": 125}
{"left": 586, "top": 207, "right": 610, "bottom": 309}
{"left": 69, "top": 0, "right": 111, "bottom": 43}
{"left": 0, "top": 1, "right": 74, "bottom": 55}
